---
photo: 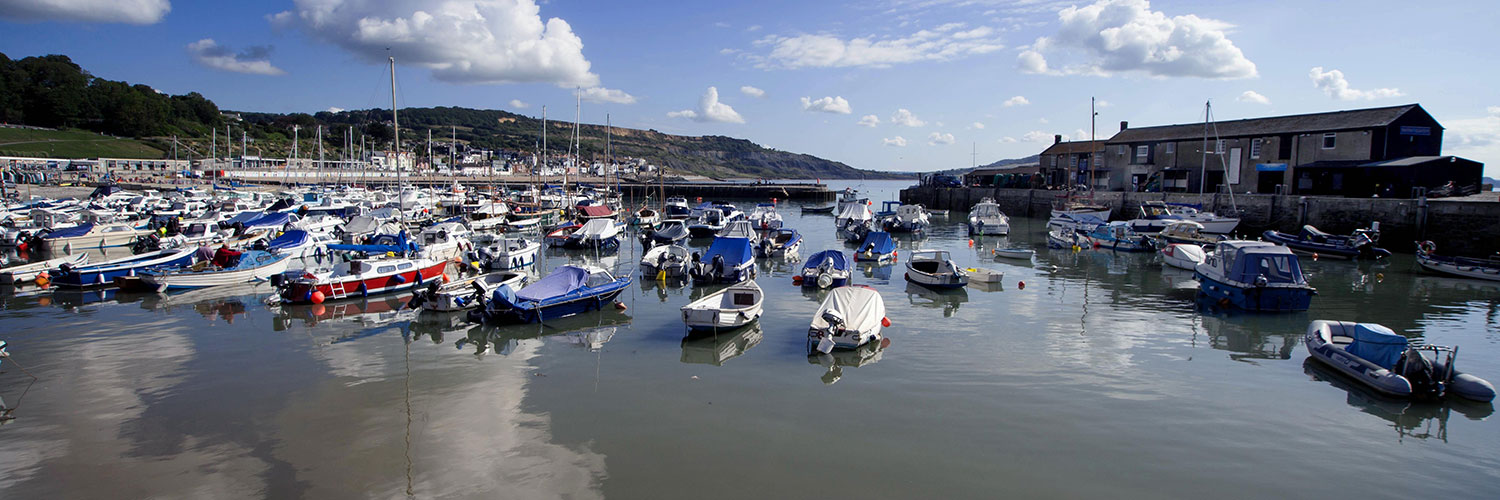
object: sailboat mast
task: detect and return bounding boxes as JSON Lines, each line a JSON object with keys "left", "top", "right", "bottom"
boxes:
{"left": 1201, "top": 100, "right": 1209, "bottom": 194}
{"left": 1089, "top": 96, "right": 1096, "bottom": 192}
{"left": 390, "top": 55, "right": 402, "bottom": 221}
{"left": 317, "top": 125, "right": 324, "bottom": 189}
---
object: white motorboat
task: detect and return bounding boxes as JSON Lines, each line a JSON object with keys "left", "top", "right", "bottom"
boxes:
{"left": 480, "top": 237, "right": 540, "bottom": 270}
{"left": 807, "top": 285, "right": 888, "bottom": 354}
{"left": 991, "top": 247, "right": 1035, "bottom": 260}
{"left": 414, "top": 271, "right": 528, "bottom": 312}
{"left": 905, "top": 250, "right": 968, "bottom": 289}
{"left": 1169, "top": 205, "right": 1240, "bottom": 234}
{"left": 37, "top": 222, "right": 150, "bottom": 252}
{"left": 1160, "top": 243, "right": 1207, "bottom": 271}
{"left": 967, "top": 198, "right": 1010, "bottom": 236}
{"left": 139, "top": 250, "right": 291, "bottom": 291}
{"left": 641, "top": 244, "right": 691, "bottom": 279}
{"left": 418, "top": 222, "right": 472, "bottom": 261}
{"left": 0, "top": 252, "right": 88, "bottom": 285}
{"left": 680, "top": 280, "right": 763, "bottom": 331}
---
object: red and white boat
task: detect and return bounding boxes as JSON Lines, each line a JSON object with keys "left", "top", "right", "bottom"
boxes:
{"left": 275, "top": 257, "right": 447, "bottom": 304}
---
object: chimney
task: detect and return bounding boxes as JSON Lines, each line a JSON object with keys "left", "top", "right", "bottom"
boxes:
{"left": 1054, "top": 134, "right": 1062, "bottom": 144}
{"left": 1120, "top": 121, "right": 1129, "bottom": 132}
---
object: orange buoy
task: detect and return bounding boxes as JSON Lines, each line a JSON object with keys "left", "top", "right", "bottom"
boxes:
{"left": 310, "top": 291, "right": 326, "bottom": 304}
{"left": 881, "top": 317, "right": 892, "bottom": 327}
{"left": 1312, "top": 253, "right": 1319, "bottom": 260}
{"left": 1017, "top": 280, "right": 1026, "bottom": 290}
{"left": 968, "top": 239, "right": 974, "bottom": 247}
{"left": 792, "top": 275, "right": 804, "bottom": 284}
{"left": 442, "top": 273, "right": 451, "bottom": 283}
{"left": 34, "top": 276, "right": 49, "bottom": 287}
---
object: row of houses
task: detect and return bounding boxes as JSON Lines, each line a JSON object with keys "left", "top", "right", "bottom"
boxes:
{"left": 967, "top": 104, "right": 1483, "bottom": 198}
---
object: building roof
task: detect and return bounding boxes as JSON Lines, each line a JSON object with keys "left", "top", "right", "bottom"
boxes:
{"left": 1363, "top": 155, "right": 1477, "bottom": 167}
{"left": 1041, "top": 140, "right": 1106, "bottom": 156}
{"left": 1108, "top": 104, "right": 1433, "bottom": 144}
{"left": 967, "top": 163, "right": 1040, "bottom": 176}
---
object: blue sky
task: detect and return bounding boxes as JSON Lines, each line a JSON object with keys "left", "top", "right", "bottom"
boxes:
{"left": 2, "top": 0, "right": 1498, "bottom": 176}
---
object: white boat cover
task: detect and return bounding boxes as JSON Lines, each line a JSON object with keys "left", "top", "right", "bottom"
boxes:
{"left": 811, "top": 286, "right": 885, "bottom": 334}
{"left": 837, "top": 204, "right": 873, "bottom": 222}
{"left": 575, "top": 218, "right": 620, "bottom": 239}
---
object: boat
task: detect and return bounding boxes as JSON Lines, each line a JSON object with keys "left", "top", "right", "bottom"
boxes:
{"left": 747, "top": 203, "right": 783, "bottom": 230}
{"left": 664, "top": 196, "right": 692, "bottom": 219}
{"left": 799, "top": 249, "right": 851, "bottom": 288}
{"left": 631, "top": 207, "right": 661, "bottom": 228}
{"left": 641, "top": 244, "right": 691, "bottom": 280}
{"left": 477, "top": 237, "right": 540, "bottom": 270}
{"left": 1415, "top": 241, "right": 1500, "bottom": 281}
{"left": 967, "top": 267, "right": 1004, "bottom": 284}
{"left": 641, "top": 219, "right": 688, "bottom": 248}
{"left": 412, "top": 271, "right": 527, "bottom": 312}
{"left": 1047, "top": 212, "right": 1106, "bottom": 234}
{"left": 757, "top": 228, "right": 801, "bottom": 258}
{"left": 51, "top": 247, "right": 199, "bottom": 288}
{"left": 835, "top": 203, "right": 874, "bottom": 241}
{"left": 680, "top": 280, "right": 764, "bottom": 331}
{"left": 36, "top": 222, "right": 151, "bottom": 252}
{"left": 1126, "top": 201, "right": 1184, "bottom": 233}
{"left": 716, "top": 219, "right": 761, "bottom": 246}
{"left": 1160, "top": 243, "right": 1206, "bottom": 271}
{"left": 967, "top": 198, "right": 1010, "bottom": 236}
{"left": 1194, "top": 240, "right": 1315, "bottom": 312}
{"left": 138, "top": 250, "right": 291, "bottom": 291}
{"left": 854, "top": 231, "right": 896, "bottom": 262}
{"left": 1305, "top": 320, "right": 1494, "bottom": 402}
{"left": 1046, "top": 226, "right": 1086, "bottom": 250}
{"left": 882, "top": 204, "right": 929, "bottom": 234}
{"left": 1085, "top": 221, "right": 1154, "bottom": 252}
{"left": 1153, "top": 220, "right": 1220, "bottom": 247}
{"left": 576, "top": 204, "right": 615, "bottom": 221}
{"left": 263, "top": 229, "right": 328, "bottom": 259}
{"left": 992, "top": 247, "right": 1035, "bottom": 260}
{"left": 1262, "top": 223, "right": 1390, "bottom": 260}
{"left": 416, "top": 221, "right": 472, "bottom": 260}
{"left": 275, "top": 233, "right": 447, "bottom": 304}
{"left": 0, "top": 252, "right": 88, "bottom": 285}
{"left": 1051, "top": 195, "right": 1111, "bottom": 220}
{"left": 689, "top": 237, "right": 756, "bottom": 284}
{"left": 564, "top": 218, "right": 621, "bottom": 250}
{"left": 687, "top": 207, "right": 728, "bottom": 238}
{"left": 1164, "top": 203, "right": 1240, "bottom": 234}
{"left": 543, "top": 221, "right": 581, "bottom": 247}
{"left": 835, "top": 187, "right": 867, "bottom": 214}
{"left": 471, "top": 265, "right": 631, "bottom": 324}
{"left": 802, "top": 205, "right": 836, "bottom": 214}
{"left": 905, "top": 250, "right": 968, "bottom": 289}
{"left": 807, "top": 285, "right": 888, "bottom": 354}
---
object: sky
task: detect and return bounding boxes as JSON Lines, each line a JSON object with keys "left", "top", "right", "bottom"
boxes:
{"left": 2, "top": 0, "right": 1498, "bottom": 177}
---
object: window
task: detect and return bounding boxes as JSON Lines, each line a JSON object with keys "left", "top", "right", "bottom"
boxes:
{"left": 1135, "top": 145, "right": 1149, "bottom": 162}
{"left": 377, "top": 265, "right": 397, "bottom": 274}
{"left": 1164, "top": 143, "right": 1174, "bottom": 154}
{"left": 1250, "top": 138, "right": 1263, "bottom": 159}
{"left": 397, "top": 263, "right": 413, "bottom": 270}
{"left": 1118, "top": 145, "right": 1128, "bottom": 155}
{"left": 1050, "top": 156, "right": 1057, "bottom": 167}
{"left": 1322, "top": 133, "right": 1336, "bottom": 149}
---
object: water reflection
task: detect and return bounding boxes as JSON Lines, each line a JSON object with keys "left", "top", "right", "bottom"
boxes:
{"left": 858, "top": 261, "right": 893, "bottom": 282}
{"left": 1304, "top": 358, "right": 1494, "bottom": 443}
{"left": 904, "top": 282, "right": 968, "bottom": 317}
{"left": 1198, "top": 311, "right": 1304, "bottom": 362}
{"left": 638, "top": 276, "right": 688, "bottom": 303}
{"left": 680, "top": 321, "right": 764, "bottom": 366}
{"left": 808, "top": 337, "right": 889, "bottom": 385}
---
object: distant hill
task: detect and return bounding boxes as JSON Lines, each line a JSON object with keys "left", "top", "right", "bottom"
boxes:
{"left": 1485, "top": 177, "right": 1498, "bottom": 190}
{"left": 0, "top": 127, "right": 167, "bottom": 159}
{"left": 918, "top": 154, "right": 1040, "bottom": 177}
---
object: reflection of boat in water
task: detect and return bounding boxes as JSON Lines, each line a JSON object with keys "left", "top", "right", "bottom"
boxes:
{"left": 680, "top": 322, "right": 764, "bottom": 366}
{"left": 1304, "top": 358, "right": 1493, "bottom": 442}
{"left": 808, "top": 338, "right": 889, "bottom": 385}
{"left": 1199, "top": 312, "right": 1302, "bottom": 361}
{"left": 482, "top": 309, "right": 634, "bottom": 355}
{"left": 857, "top": 261, "right": 893, "bottom": 281}
{"left": 273, "top": 295, "right": 416, "bottom": 331}
{"left": 904, "top": 282, "right": 968, "bottom": 317}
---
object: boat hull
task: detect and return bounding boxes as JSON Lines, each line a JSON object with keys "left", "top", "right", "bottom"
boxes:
{"left": 478, "top": 279, "right": 630, "bottom": 324}
{"left": 0, "top": 253, "right": 88, "bottom": 284}
{"left": 1195, "top": 272, "right": 1314, "bottom": 312}
{"left": 53, "top": 249, "right": 198, "bottom": 288}
{"left": 968, "top": 220, "right": 1010, "bottom": 236}
{"left": 281, "top": 260, "right": 447, "bottom": 304}
{"left": 141, "top": 254, "right": 291, "bottom": 290}
{"left": 1416, "top": 253, "right": 1500, "bottom": 282}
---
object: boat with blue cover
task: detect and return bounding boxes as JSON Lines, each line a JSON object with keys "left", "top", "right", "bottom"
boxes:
{"left": 1262, "top": 223, "right": 1390, "bottom": 260}
{"left": 689, "top": 237, "right": 756, "bottom": 284}
{"left": 1195, "top": 240, "right": 1315, "bottom": 311}
{"left": 1085, "top": 221, "right": 1154, "bottom": 252}
{"left": 1305, "top": 320, "right": 1494, "bottom": 402}
{"left": 854, "top": 231, "right": 896, "bottom": 262}
{"left": 758, "top": 228, "right": 801, "bottom": 258}
{"left": 139, "top": 250, "right": 291, "bottom": 291}
{"left": 800, "top": 250, "right": 851, "bottom": 288}
{"left": 471, "top": 265, "right": 631, "bottom": 324}
{"left": 51, "top": 247, "right": 198, "bottom": 288}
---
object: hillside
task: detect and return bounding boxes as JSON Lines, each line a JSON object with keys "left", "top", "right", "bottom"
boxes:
{"left": 919, "top": 154, "right": 1040, "bottom": 177}
{"left": 0, "top": 127, "right": 167, "bottom": 158}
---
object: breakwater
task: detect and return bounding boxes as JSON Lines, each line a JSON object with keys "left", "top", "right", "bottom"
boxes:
{"left": 900, "top": 186, "right": 1500, "bottom": 256}
{"left": 209, "top": 173, "right": 835, "bottom": 201}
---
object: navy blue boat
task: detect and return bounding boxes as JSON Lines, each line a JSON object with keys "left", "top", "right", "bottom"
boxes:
{"left": 472, "top": 265, "right": 631, "bottom": 324}
{"left": 1262, "top": 224, "right": 1390, "bottom": 260}
{"left": 1195, "top": 240, "right": 1315, "bottom": 312}
{"left": 689, "top": 237, "right": 756, "bottom": 284}
{"left": 51, "top": 247, "right": 198, "bottom": 288}
{"left": 800, "top": 250, "right": 851, "bottom": 288}
{"left": 854, "top": 231, "right": 896, "bottom": 262}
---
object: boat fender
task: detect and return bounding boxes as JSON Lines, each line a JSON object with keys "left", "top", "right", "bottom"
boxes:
{"left": 96, "top": 273, "right": 105, "bottom": 284}
{"left": 303, "top": 290, "right": 314, "bottom": 303}
{"left": 881, "top": 317, "right": 891, "bottom": 327}
{"left": 394, "top": 274, "right": 407, "bottom": 284}
{"left": 358, "top": 283, "right": 368, "bottom": 297}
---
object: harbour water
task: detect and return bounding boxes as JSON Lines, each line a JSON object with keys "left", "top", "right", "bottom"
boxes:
{"left": 1, "top": 180, "right": 1497, "bottom": 498}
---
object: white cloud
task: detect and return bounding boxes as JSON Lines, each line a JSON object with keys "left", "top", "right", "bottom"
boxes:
{"left": 883, "top": 136, "right": 908, "bottom": 147}
{"left": 1073, "top": 128, "right": 1091, "bottom": 141}
{"left": 326, "top": 107, "right": 345, "bottom": 113}
{"left": 509, "top": 99, "right": 529, "bottom": 109}
{"left": 668, "top": 86, "right": 744, "bottom": 124}
{"left": 1002, "top": 95, "right": 1030, "bottom": 107}
{"left": 272, "top": 0, "right": 627, "bottom": 93}
{"left": 745, "top": 25, "right": 762, "bottom": 32}
{"left": 1022, "top": 130, "right": 1054, "bottom": 142}
{"left": 1038, "top": 117, "right": 1049, "bottom": 124}
{"left": 857, "top": 114, "right": 881, "bottom": 127}
{"left": 186, "top": 39, "right": 286, "bottom": 75}
{"left": 1308, "top": 67, "right": 1403, "bottom": 101}
{"left": 1096, "top": 100, "right": 1111, "bottom": 107}
{"left": 801, "top": 96, "right": 852, "bottom": 114}
{"left": 0, "top": 0, "right": 170, "bottom": 24}
{"left": 998, "top": 136, "right": 1018, "bottom": 143}
{"left": 928, "top": 132, "right": 956, "bottom": 145}
{"left": 890, "top": 108, "right": 926, "bottom": 127}
{"left": 750, "top": 24, "right": 1005, "bottom": 69}
{"left": 1445, "top": 106, "right": 1500, "bottom": 174}
{"left": 1236, "top": 90, "right": 1270, "bottom": 105}
{"left": 579, "top": 86, "right": 637, "bottom": 104}
{"left": 971, "top": 122, "right": 985, "bottom": 129}
{"left": 740, "top": 85, "right": 766, "bottom": 98}
{"left": 1019, "top": 0, "right": 1257, "bottom": 79}
{"left": 714, "top": 21, "right": 731, "bottom": 28}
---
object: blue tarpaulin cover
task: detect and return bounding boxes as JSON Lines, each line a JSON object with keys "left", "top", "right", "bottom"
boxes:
{"left": 1227, "top": 243, "right": 1306, "bottom": 285}
{"left": 516, "top": 265, "right": 589, "bottom": 302}
{"left": 326, "top": 231, "right": 417, "bottom": 254}
{"left": 703, "top": 237, "right": 754, "bottom": 268}
{"left": 803, "top": 250, "right": 848, "bottom": 272}
{"left": 245, "top": 212, "right": 292, "bottom": 228}
{"left": 45, "top": 223, "right": 95, "bottom": 239}
{"left": 267, "top": 230, "right": 310, "bottom": 251}
{"left": 858, "top": 232, "right": 895, "bottom": 255}
{"left": 1346, "top": 323, "right": 1408, "bottom": 369}
{"left": 1058, "top": 213, "right": 1107, "bottom": 226}
{"left": 223, "top": 211, "right": 263, "bottom": 226}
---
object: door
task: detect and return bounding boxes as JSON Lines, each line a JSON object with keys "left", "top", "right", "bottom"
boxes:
{"left": 1227, "top": 147, "right": 1242, "bottom": 185}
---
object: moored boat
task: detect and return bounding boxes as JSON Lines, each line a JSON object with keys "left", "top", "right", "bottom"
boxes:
{"left": 139, "top": 250, "right": 289, "bottom": 291}
{"left": 1195, "top": 240, "right": 1315, "bottom": 312}
{"left": 1305, "top": 320, "right": 1494, "bottom": 402}
{"left": 854, "top": 231, "right": 896, "bottom": 262}
{"left": 1262, "top": 223, "right": 1390, "bottom": 260}
{"left": 690, "top": 237, "right": 756, "bottom": 284}
{"left": 478, "top": 237, "right": 540, "bottom": 270}
{"left": 640, "top": 244, "right": 691, "bottom": 279}
{"left": 471, "top": 265, "right": 631, "bottom": 324}
{"left": 905, "top": 250, "right": 968, "bottom": 289}
{"left": 1160, "top": 243, "right": 1206, "bottom": 271}
{"left": 412, "top": 271, "right": 527, "bottom": 312}
{"left": 1414, "top": 241, "right": 1500, "bottom": 281}
{"left": 1086, "top": 221, "right": 1154, "bottom": 252}
{"left": 758, "top": 227, "right": 801, "bottom": 258}
{"left": 680, "top": 280, "right": 763, "bottom": 332}
{"left": 807, "top": 285, "right": 888, "bottom": 354}
{"left": 799, "top": 249, "right": 851, "bottom": 288}
{"left": 967, "top": 198, "right": 1010, "bottom": 236}
{"left": 52, "top": 247, "right": 198, "bottom": 288}
{"left": 0, "top": 252, "right": 88, "bottom": 285}
{"left": 992, "top": 247, "right": 1035, "bottom": 260}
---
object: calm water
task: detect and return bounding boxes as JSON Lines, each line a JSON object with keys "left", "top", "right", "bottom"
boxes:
{"left": 1, "top": 180, "right": 1497, "bottom": 499}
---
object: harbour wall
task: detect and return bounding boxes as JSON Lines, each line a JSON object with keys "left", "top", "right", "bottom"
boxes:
{"left": 900, "top": 186, "right": 1500, "bottom": 256}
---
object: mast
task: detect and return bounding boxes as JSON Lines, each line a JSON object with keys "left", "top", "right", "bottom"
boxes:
{"left": 542, "top": 105, "right": 548, "bottom": 201}
{"left": 1089, "top": 96, "right": 1096, "bottom": 193}
{"left": 317, "top": 125, "right": 324, "bottom": 189}
{"left": 1201, "top": 100, "right": 1209, "bottom": 194}
{"left": 288, "top": 125, "right": 297, "bottom": 187}
{"left": 390, "top": 55, "right": 402, "bottom": 221}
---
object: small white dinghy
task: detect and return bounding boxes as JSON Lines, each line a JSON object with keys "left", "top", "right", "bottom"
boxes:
{"left": 414, "top": 271, "right": 528, "bottom": 312}
{"left": 808, "top": 285, "right": 888, "bottom": 354}
{"left": 0, "top": 252, "right": 88, "bottom": 285}
{"left": 1160, "top": 243, "right": 1207, "bottom": 271}
{"left": 992, "top": 247, "right": 1035, "bottom": 260}
{"left": 681, "top": 280, "right": 763, "bottom": 331}
{"left": 641, "top": 244, "right": 691, "bottom": 279}
{"left": 905, "top": 249, "right": 968, "bottom": 289}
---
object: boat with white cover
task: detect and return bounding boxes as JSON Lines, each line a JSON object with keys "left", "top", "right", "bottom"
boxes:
{"left": 807, "top": 285, "right": 888, "bottom": 354}
{"left": 1160, "top": 243, "right": 1206, "bottom": 271}
{"left": 680, "top": 280, "right": 763, "bottom": 331}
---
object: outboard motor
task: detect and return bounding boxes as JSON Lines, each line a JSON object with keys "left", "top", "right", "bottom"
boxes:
{"left": 1397, "top": 348, "right": 1443, "bottom": 400}
{"left": 711, "top": 254, "right": 726, "bottom": 280}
